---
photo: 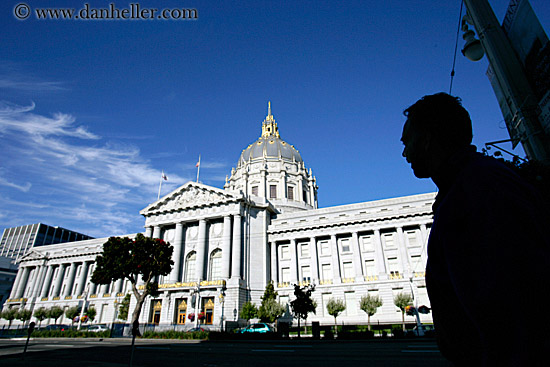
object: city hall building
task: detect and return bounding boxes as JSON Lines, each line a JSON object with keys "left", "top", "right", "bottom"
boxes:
{"left": 3, "top": 105, "right": 435, "bottom": 330}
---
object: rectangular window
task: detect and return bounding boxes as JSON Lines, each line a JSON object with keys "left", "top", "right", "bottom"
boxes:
{"left": 343, "top": 261, "right": 354, "bottom": 279}
{"left": 280, "top": 245, "right": 290, "bottom": 260}
{"left": 288, "top": 186, "right": 294, "bottom": 200}
{"left": 299, "top": 243, "right": 309, "bottom": 258}
{"left": 406, "top": 230, "right": 419, "bottom": 247}
{"left": 279, "top": 295, "right": 289, "bottom": 305}
{"left": 281, "top": 267, "right": 290, "bottom": 283}
{"left": 364, "top": 259, "right": 376, "bottom": 277}
{"left": 301, "top": 265, "right": 311, "bottom": 281}
{"left": 388, "top": 257, "right": 400, "bottom": 276}
{"left": 270, "top": 185, "right": 277, "bottom": 199}
{"left": 340, "top": 238, "right": 351, "bottom": 253}
{"left": 322, "top": 293, "right": 332, "bottom": 316}
{"left": 344, "top": 291, "right": 357, "bottom": 316}
{"left": 176, "top": 299, "right": 187, "bottom": 324}
{"left": 383, "top": 233, "right": 395, "bottom": 248}
{"left": 251, "top": 186, "right": 258, "bottom": 196}
{"left": 319, "top": 240, "right": 330, "bottom": 256}
{"left": 321, "top": 264, "right": 332, "bottom": 280}
{"left": 361, "top": 235, "right": 374, "bottom": 252}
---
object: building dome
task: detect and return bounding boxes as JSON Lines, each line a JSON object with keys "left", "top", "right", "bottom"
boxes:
{"left": 239, "top": 136, "right": 302, "bottom": 166}
{"left": 225, "top": 102, "right": 318, "bottom": 213}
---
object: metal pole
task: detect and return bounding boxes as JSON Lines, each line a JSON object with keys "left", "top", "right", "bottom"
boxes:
{"left": 463, "top": 0, "right": 550, "bottom": 163}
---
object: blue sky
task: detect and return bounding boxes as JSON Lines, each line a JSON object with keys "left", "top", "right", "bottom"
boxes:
{"left": 1, "top": 0, "right": 548, "bottom": 238}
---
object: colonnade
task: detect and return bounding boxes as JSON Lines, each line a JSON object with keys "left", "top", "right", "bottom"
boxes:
{"left": 271, "top": 223, "right": 430, "bottom": 286}
{"left": 144, "top": 213, "right": 242, "bottom": 283}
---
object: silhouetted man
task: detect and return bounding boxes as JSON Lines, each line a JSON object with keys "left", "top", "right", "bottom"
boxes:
{"left": 401, "top": 93, "right": 550, "bottom": 366}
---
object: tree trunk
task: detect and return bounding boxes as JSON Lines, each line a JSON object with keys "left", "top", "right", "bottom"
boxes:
{"left": 297, "top": 318, "right": 301, "bottom": 338}
{"left": 402, "top": 311, "right": 405, "bottom": 332}
{"left": 368, "top": 315, "right": 371, "bottom": 331}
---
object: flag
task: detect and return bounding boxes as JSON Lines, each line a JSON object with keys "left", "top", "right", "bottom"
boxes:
{"left": 195, "top": 161, "right": 200, "bottom": 168}
{"left": 162, "top": 171, "right": 167, "bottom": 181}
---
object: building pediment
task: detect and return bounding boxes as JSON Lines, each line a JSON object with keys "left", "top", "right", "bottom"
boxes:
{"left": 19, "top": 250, "right": 47, "bottom": 262}
{"left": 140, "top": 182, "right": 244, "bottom": 216}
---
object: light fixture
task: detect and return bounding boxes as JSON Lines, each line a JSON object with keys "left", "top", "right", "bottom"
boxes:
{"left": 461, "top": 16, "right": 484, "bottom": 61}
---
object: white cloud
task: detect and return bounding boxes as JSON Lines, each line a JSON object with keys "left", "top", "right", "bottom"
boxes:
{"left": 0, "top": 101, "right": 189, "bottom": 236}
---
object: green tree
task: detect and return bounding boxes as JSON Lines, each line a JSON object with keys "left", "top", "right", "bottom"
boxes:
{"left": 1, "top": 308, "right": 18, "bottom": 328}
{"left": 16, "top": 309, "right": 32, "bottom": 326}
{"left": 86, "top": 306, "right": 96, "bottom": 322}
{"left": 257, "top": 282, "right": 285, "bottom": 323}
{"left": 289, "top": 284, "right": 316, "bottom": 338}
{"left": 65, "top": 306, "right": 80, "bottom": 326}
{"left": 240, "top": 301, "right": 258, "bottom": 324}
{"left": 359, "top": 294, "right": 383, "bottom": 331}
{"left": 33, "top": 307, "right": 48, "bottom": 327}
{"left": 91, "top": 234, "right": 174, "bottom": 330}
{"left": 47, "top": 306, "right": 64, "bottom": 324}
{"left": 118, "top": 294, "right": 131, "bottom": 321}
{"left": 394, "top": 292, "right": 413, "bottom": 332}
{"left": 326, "top": 298, "right": 346, "bottom": 335}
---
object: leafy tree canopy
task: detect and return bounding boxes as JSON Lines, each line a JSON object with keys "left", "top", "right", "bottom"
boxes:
{"left": 47, "top": 306, "right": 64, "bottom": 322}
{"left": 118, "top": 294, "right": 131, "bottom": 321}
{"left": 91, "top": 233, "right": 174, "bottom": 328}
{"left": 86, "top": 307, "right": 97, "bottom": 321}
{"left": 33, "top": 307, "right": 48, "bottom": 322}
{"left": 360, "top": 294, "right": 383, "bottom": 316}
{"left": 65, "top": 306, "right": 81, "bottom": 323}
{"left": 91, "top": 234, "right": 173, "bottom": 286}
{"left": 258, "top": 298, "right": 285, "bottom": 323}
{"left": 326, "top": 298, "right": 346, "bottom": 319}
{"left": 240, "top": 301, "right": 258, "bottom": 322}
{"left": 16, "top": 309, "right": 32, "bottom": 322}
{"left": 290, "top": 284, "right": 316, "bottom": 321}
{"left": 394, "top": 293, "right": 413, "bottom": 311}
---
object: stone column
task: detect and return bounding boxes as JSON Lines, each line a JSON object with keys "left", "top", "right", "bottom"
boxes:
{"left": 152, "top": 226, "right": 162, "bottom": 239}
{"left": 9, "top": 266, "right": 25, "bottom": 299}
{"left": 396, "top": 227, "right": 411, "bottom": 277}
{"left": 231, "top": 214, "right": 242, "bottom": 279}
{"left": 260, "top": 169, "right": 267, "bottom": 198}
{"left": 221, "top": 216, "right": 232, "bottom": 279}
{"left": 330, "top": 234, "right": 341, "bottom": 282}
{"left": 195, "top": 219, "right": 207, "bottom": 281}
{"left": 270, "top": 242, "right": 277, "bottom": 283}
{"left": 115, "top": 279, "right": 123, "bottom": 295}
{"left": 169, "top": 223, "right": 185, "bottom": 282}
{"left": 52, "top": 264, "right": 66, "bottom": 297}
{"left": 76, "top": 262, "right": 89, "bottom": 296}
{"left": 145, "top": 226, "right": 153, "bottom": 237}
{"left": 63, "top": 263, "right": 78, "bottom": 297}
{"left": 40, "top": 265, "right": 54, "bottom": 298}
{"left": 100, "top": 283, "right": 109, "bottom": 296}
{"left": 373, "top": 229, "right": 387, "bottom": 276}
{"left": 14, "top": 266, "right": 31, "bottom": 298}
{"left": 30, "top": 264, "right": 47, "bottom": 299}
{"left": 290, "top": 239, "right": 298, "bottom": 283}
{"left": 309, "top": 237, "right": 319, "bottom": 282}
{"left": 351, "top": 232, "right": 364, "bottom": 281}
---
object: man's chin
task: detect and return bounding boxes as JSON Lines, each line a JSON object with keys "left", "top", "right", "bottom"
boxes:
{"left": 412, "top": 166, "right": 430, "bottom": 179}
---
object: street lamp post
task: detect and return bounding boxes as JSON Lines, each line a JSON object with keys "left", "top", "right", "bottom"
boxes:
{"left": 462, "top": 0, "right": 550, "bottom": 164}
{"left": 77, "top": 284, "right": 89, "bottom": 330}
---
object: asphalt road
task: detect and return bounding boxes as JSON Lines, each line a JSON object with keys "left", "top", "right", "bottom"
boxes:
{"left": 0, "top": 338, "right": 451, "bottom": 367}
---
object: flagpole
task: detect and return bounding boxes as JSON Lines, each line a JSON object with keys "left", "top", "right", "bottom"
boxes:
{"left": 196, "top": 154, "right": 201, "bottom": 183}
{"left": 157, "top": 170, "right": 164, "bottom": 200}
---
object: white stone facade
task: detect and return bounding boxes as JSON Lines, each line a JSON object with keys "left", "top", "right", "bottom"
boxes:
{"left": 2, "top": 105, "right": 435, "bottom": 330}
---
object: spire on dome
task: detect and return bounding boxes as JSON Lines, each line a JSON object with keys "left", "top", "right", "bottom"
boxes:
{"left": 262, "top": 101, "right": 280, "bottom": 138}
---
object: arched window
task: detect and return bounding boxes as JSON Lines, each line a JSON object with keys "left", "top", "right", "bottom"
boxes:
{"left": 184, "top": 252, "right": 196, "bottom": 282}
{"left": 209, "top": 249, "right": 222, "bottom": 280}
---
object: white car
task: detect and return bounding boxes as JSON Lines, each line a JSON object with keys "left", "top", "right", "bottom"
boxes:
{"left": 88, "top": 325, "right": 110, "bottom": 333}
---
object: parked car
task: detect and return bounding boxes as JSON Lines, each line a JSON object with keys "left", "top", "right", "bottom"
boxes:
{"left": 187, "top": 327, "right": 205, "bottom": 332}
{"left": 43, "top": 324, "right": 70, "bottom": 331}
{"left": 87, "top": 325, "right": 110, "bottom": 333}
{"left": 240, "top": 323, "right": 274, "bottom": 333}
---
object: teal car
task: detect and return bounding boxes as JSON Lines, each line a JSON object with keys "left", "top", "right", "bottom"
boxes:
{"left": 240, "top": 323, "right": 274, "bottom": 333}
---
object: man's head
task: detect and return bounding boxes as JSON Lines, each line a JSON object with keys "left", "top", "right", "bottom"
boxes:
{"left": 401, "top": 93, "right": 473, "bottom": 178}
